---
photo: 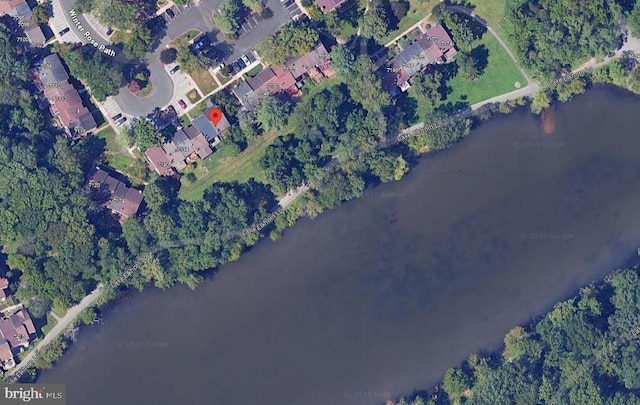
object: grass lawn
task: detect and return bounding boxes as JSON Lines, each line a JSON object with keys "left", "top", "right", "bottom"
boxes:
{"left": 136, "top": 82, "right": 153, "bottom": 98}
{"left": 179, "top": 77, "right": 344, "bottom": 201}
{"left": 378, "top": 0, "right": 438, "bottom": 45}
{"left": 168, "top": 29, "right": 201, "bottom": 49}
{"left": 179, "top": 114, "right": 191, "bottom": 127}
{"left": 216, "top": 72, "right": 232, "bottom": 85}
{"left": 410, "top": 31, "right": 525, "bottom": 122}
{"left": 95, "top": 126, "right": 149, "bottom": 185}
{"left": 191, "top": 68, "right": 218, "bottom": 95}
{"left": 188, "top": 101, "right": 209, "bottom": 119}
{"left": 245, "top": 64, "right": 263, "bottom": 78}
{"left": 41, "top": 314, "right": 58, "bottom": 336}
{"left": 186, "top": 88, "right": 202, "bottom": 103}
{"left": 468, "top": 0, "right": 508, "bottom": 42}
{"left": 179, "top": 129, "right": 282, "bottom": 200}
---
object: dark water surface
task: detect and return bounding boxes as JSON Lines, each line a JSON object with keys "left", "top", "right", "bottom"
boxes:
{"left": 41, "top": 87, "right": 640, "bottom": 405}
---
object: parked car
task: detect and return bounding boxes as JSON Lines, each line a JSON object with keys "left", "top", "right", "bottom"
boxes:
{"left": 212, "top": 63, "right": 225, "bottom": 74}
{"left": 114, "top": 117, "right": 127, "bottom": 127}
{"left": 167, "top": 105, "right": 176, "bottom": 115}
{"left": 106, "top": 27, "right": 114, "bottom": 36}
{"left": 169, "top": 65, "right": 180, "bottom": 74}
{"left": 59, "top": 27, "right": 70, "bottom": 36}
{"left": 241, "top": 54, "right": 251, "bottom": 66}
{"left": 235, "top": 58, "right": 246, "bottom": 69}
{"left": 178, "top": 99, "right": 187, "bottom": 110}
{"left": 166, "top": 8, "right": 175, "bottom": 19}
{"left": 111, "top": 113, "right": 122, "bottom": 121}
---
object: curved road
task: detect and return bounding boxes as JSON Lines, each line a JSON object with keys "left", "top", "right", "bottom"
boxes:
{"left": 58, "top": 0, "right": 176, "bottom": 115}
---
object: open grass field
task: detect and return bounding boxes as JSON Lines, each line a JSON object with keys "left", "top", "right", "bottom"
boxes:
{"left": 95, "top": 126, "right": 149, "bottom": 185}
{"left": 468, "top": 0, "right": 508, "bottom": 40}
{"left": 179, "top": 129, "right": 280, "bottom": 200}
{"left": 168, "top": 29, "right": 201, "bottom": 49}
{"left": 378, "top": 0, "right": 438, "bottom": 45}
{"left": 410, "top": 31, "right": 525, "bottom": 122}
{"left": 191, "top": 67, "right": 218, "bottom": 95}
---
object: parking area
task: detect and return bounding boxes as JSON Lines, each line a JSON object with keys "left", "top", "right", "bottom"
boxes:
{"left": 162, "top": 3, "right": 195, "bottom": 23}
{"left": 280, "top": 0, "right": 304, "bottom": 20}
{"left": 239, "top": 12, "right": 265, "bottom": 35}
{"left": 164, "top": 62, "right": 199, "bottom": 115}
{"left": 49, "top": 0, "right": 81, "bottom": 42}
{"left": 101, "top": 97, "right": 130, "bottom": 129}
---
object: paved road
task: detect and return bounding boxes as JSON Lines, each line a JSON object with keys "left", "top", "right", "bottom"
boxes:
{"left": 279, "top": 185, "right": 309, "bottom": 208}
{"left": 7, "top": 285, "right": 104, "bottom": 381}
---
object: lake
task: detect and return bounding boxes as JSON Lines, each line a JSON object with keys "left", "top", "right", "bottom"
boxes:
{"left": 40, "top": 86, "right": 640, "bottom": 405}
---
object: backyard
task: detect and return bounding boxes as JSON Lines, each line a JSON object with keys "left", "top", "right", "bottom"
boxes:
{"left": 179, "top": 76, "right": 344, "bottom": 201}
{"left": 409, "top": 30, "right": 525, "bottom": 122}
{"left": 378, "top": 0, "right": 438, "bottom": 45}
{"left": 95, "top": 126, "right": 150, "bottom": 186}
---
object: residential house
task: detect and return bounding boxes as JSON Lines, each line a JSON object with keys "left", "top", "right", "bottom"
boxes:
{"left": 315, "top": 0, "right": 346, "bottom": 13}
{"left": 233, "top": 42, "right": 334, "bottom": 107}
{"left": 145, "top": 108, "right": 230, "bottom": 176}
{"left": 0, "top": 278, "right": 8, "bottom": 303}
{"left": 0, "top": 310, "right": 36, "bottom": 370}
{"left": 382, "top": 25, "right": 458, "bottom": 96}
{"left": 0, "top": 0, "right": 45, "bottom": 47}
{"left": 89, "top": 169, "right": 144, "bottom": 224}
{"left": 37, "top": 54, "right": 97, "bottom": 138}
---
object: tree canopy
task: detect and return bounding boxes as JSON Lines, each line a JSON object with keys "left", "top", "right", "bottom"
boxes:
{"left": 256, "top": 20, "right": 319, "bottom": 65}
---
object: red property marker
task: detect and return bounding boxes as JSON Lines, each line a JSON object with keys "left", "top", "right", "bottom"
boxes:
{"left": 209, "top": 108, "right": 223, "bottom": 127}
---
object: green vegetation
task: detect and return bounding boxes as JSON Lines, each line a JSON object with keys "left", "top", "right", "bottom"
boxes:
{"left": 190, "top": 68, "right": 218, "bottom": 95}
{"left": 131, "top": 119, "right": 165, "bottom": 152}
{"left": 160, "top": 48, "right": 178, "bottom": 65}
{"left": 33, "top": 337, "right": 68, "bottom": 370}
{"left": 256, "top": 20, "right": 319, "bottom": 65}
{"left": 186, "top": 89, "right": 202, "bottom": 104}
{"left": 215, "top": 0, "right": 244, "bottom": 38}
{"left": 168, "top": 29, "right": 200, "bottom": 49}
{"left": 394, "top": 266, "right": 640, "bottom": 405}
{"left": 55, "top": 44, "right": 123, "bottom": 101}
{"left": 503, "top": 0, "right": 621, "bottom": 79}
{"left": 123, "top": 25, "right": 153, "bottom": 60}
{"left": 41, "top": 314, "right": 58, "bottom": 335}
{"left": 32, "top": 0, "right": 50, "bottom": 24}
{"left": 630, "top": 1, "right": 640, "bottom": 37}
{"left": 377, "top": 0, "right": 438, "bottom": 44}
{"left": 95, "top": 126, "right": 149, "bottom": 185}
{"left": 407, "top": 29, "right": 524, "bottom": 123}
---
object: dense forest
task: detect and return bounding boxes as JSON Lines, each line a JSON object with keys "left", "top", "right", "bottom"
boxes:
{"left": 394, "top": 266, "right": 640, "bottom": 405}
{"left": 503, "top": 0, "right": 622, "bottom": 79}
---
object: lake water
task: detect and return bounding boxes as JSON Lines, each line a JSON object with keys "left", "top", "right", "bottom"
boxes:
{"left": 40, "top": 87, "right": 640, "bottom": 405}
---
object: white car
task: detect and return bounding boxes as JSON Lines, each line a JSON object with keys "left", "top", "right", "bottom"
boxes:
{"left": 241, "top": 55, "right": 251, "bottom": 66}
{"left": 212, "top": 63, "right": 225, "bottom": 74}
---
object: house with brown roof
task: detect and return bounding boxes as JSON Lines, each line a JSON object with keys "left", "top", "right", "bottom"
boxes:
{"left": 37, "top": 54, "right": 97, "bottom": 138}
{"left": 0, "top": 278, "right": 9, "bottom": 303}
{"left": 316, "top": 0, "right": 346, "bottom": 13}
{"left": 89, "top": 169, "right": 144, "bottom": 224}
{"left": 1, "top": 0, "right": 45, "bottom": 47}
{"left": 233, "top": 42, "right": 333, "bottom": 107}
{"left": 0, "top": 310, "right": 36, "bottom": 371}
{"left": 145, "top": 117, "right": 224, "bottom": 176}
{"left": 382, "top": 25, "right": 458, "bottom": 96}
